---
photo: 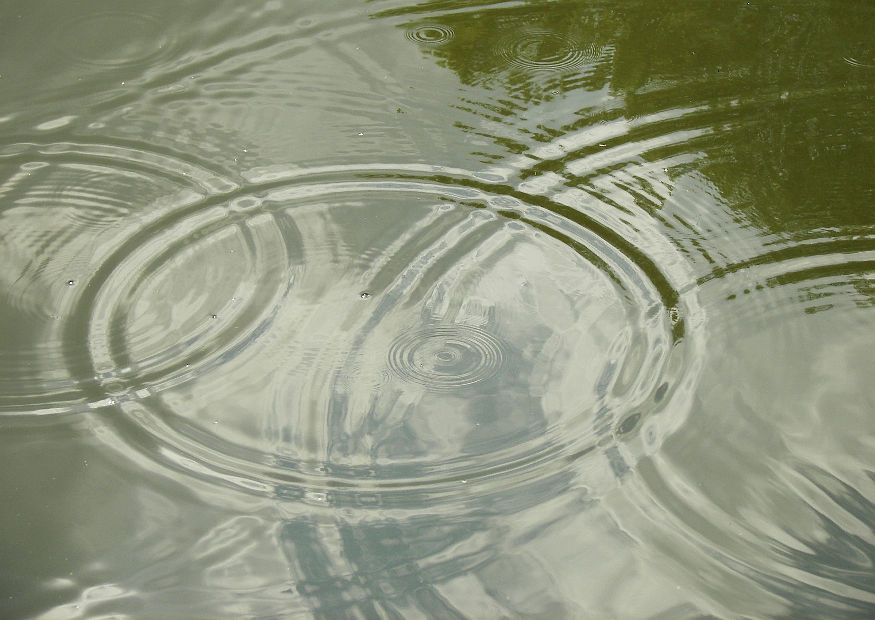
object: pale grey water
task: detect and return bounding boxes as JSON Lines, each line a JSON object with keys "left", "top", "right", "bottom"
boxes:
{"left": 1, "top": 1, "right": 874, "bottom": 618}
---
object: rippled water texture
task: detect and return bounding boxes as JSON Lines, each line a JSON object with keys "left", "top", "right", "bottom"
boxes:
{"left": 1, "top": 1, "right": 874, "bottom": 618}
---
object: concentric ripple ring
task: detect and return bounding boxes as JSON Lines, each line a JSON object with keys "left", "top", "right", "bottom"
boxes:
{"left": 405, "top": 24, "right": 455, "bottom": 45}
{"left": 388, "top": 325, "right": 505, "bottom": 391}
{"left": 45, "top": 162, "right": 707, "bottom": 508}
{"left": 496, "top": 30, "right": 596, "bottom": 72}
{"left": 0, "top": 141, "right": 239, "bottom": 415}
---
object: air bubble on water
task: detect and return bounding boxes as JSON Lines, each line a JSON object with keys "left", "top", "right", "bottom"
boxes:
{"left": 305, "top": 491, "right": 328, "bottom": 504}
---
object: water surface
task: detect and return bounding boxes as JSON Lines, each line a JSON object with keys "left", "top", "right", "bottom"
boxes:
{"left": 1, "top": 1, "right": 874, "bottom": 618}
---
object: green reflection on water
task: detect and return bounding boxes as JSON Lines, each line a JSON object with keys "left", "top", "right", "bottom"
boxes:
{"left": 1, "top": 0, "right": 874, "bottom": 618}
{"left": 387, "top": 0, "right": 874, "bottom": 232}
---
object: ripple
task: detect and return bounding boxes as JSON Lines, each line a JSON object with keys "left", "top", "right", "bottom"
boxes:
{"left": 387, "top": 325, "right": 504, "bottom": 391}
{"left": 405, "top": 24, "right": 455, "bottom": 45}
{"left": 6, "top": 2, "right": 875, "bottom": 615}
{"left": 618, "top": 310, "right": 875, "bottom": 615}
{"left": 0, "top": 141, "right": 239, "bottom": 415}
{"left": 54, "top": 11, "right": 173, "bottom": 67}
{"left": 496, "top": 30, "right": 598, "bottom": 73}
{"left": 71, "top": 164, "right": 706, "bottom": 508}
{"left": 81, "top": 195, "right": 293, "bottom": 401}
{"left": 697, "top": 235, "right": 875, "bottom": 321}
{"left": 843, "top": 56, "right": 875, "bottom": 68}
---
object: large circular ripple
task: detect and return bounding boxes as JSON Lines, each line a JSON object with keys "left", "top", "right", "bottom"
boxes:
{"left": 2, "top": 148, "right": 704, "bottom": 507}
{"left": 103, "top": 169, "right": 703, "bottom": 507}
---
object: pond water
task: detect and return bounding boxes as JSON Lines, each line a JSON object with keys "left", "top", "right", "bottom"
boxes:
{"left": 1, "top": 1, "right": 874, "bottom": 618}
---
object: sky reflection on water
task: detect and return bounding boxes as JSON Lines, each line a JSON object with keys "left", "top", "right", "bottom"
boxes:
{"left": 1, "top": 0, "right": 874, "bottom": 618}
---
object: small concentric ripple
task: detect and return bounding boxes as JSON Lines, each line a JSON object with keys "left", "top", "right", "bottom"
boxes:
{"left": 405, "top": 24, "right": 455, "bottom": 45}
{"left": 496, "top": 30, "right": 598, "bottom": 72}
{"left": 387, "top": 325, "right": 504, "bottom": 391}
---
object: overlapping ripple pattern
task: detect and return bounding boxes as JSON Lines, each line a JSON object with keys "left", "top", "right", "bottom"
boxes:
{"left": 1, "top": 1, "right": 873, "bottom": 618}
{"left": 14, "top": 155, "right": 696, "bottom": 508}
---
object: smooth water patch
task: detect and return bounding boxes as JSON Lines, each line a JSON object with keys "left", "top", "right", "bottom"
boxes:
{"left": 54, "top": 11, "right": 174, "bottom": 68}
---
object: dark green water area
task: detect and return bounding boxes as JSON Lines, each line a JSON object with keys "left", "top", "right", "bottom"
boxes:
{"left": 1, "top": 1, "right": 874, "bottom": 617}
